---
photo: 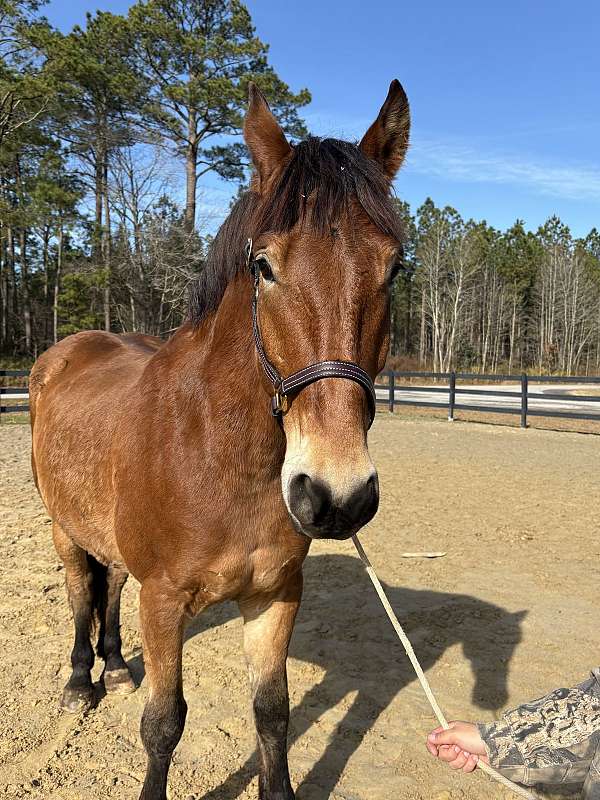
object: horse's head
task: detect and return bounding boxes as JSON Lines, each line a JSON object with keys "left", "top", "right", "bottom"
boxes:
{"left": 244, "top": 81, "right": 410, "bottom": 540}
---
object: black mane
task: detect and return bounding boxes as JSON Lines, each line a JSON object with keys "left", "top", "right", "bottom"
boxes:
{"left": 188, "top": 136, "right": 403, "bottom": 325}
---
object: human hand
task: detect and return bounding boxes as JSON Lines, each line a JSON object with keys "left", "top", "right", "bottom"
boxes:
{"left": 426, "top": 721, "right": 489, "bottom": 773}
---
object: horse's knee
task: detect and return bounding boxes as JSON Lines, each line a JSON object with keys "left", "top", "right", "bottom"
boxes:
{"left": 141, "top": 695, "right": 187, "bottom": 757}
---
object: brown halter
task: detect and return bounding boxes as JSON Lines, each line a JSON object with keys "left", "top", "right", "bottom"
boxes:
{"left": 246, "top": 238, "right": 377, "bottom": 426}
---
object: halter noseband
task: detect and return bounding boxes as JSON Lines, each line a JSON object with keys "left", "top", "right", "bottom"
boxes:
{"left": 246, "top": 238, "right": 377, "bottom": 427}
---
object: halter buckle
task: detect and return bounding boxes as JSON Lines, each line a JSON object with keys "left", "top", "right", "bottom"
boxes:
{"left": 271, "top": 391, "right": 289, "bottom": 416}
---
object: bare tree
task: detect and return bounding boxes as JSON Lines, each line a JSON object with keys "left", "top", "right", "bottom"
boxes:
{"left": 416, "top": 204, "right": 480, "bottom": 372}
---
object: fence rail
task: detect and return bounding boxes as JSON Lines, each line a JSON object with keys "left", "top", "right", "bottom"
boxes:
{"left": 2, "top": 369, "right": 600, "bottom": 427}
{"left": 374, "top": 371, "right": 600, "bottom": 426}
{"left": 0, "top": 369, "right": 29, "bottom": 377}
{"left": 1, "top": 369, "right": 30, "bottom": 417}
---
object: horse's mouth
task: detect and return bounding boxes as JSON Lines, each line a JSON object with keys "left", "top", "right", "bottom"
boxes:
{"left": 286, "top": 503, "right": 378, "bottom": 541}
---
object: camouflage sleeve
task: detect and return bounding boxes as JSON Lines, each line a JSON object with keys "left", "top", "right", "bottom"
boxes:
{"left": 583, "top": 744, "right": 600, "bottom": 800}
{"left": 477, "top": 670, "right": 600, "bottom": 789}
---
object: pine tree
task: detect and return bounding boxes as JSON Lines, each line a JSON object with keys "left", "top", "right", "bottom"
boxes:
{"left": 33, "top": 10, "right": 145, "bottom": 331}
{"left": 127, "top": 0, "right": 310, "bottom": 233}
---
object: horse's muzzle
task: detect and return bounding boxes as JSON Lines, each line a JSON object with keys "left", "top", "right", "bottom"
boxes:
{"left": 287, "top": 472, "right": 379, "bottom": 539}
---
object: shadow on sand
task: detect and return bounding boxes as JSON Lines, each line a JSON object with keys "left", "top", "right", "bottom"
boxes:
{"left": 127, "top": 552, "right": 526, "bottom": 799}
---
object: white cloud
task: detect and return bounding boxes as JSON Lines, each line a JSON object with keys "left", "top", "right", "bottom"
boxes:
{"left": 304, "top": 110, "right": 600, "bottom": 202}
{"left": 406, "top": 138, "right": 600, "bottom": 201}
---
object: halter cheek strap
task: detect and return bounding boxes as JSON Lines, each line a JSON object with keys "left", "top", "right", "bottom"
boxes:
{"left": 246, "top": 238, "right": 377, "bottom": 427}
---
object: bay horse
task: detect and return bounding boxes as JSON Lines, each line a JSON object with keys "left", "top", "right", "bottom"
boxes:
{"left": 29, "top": 80, "right": 410, "bottom": 800}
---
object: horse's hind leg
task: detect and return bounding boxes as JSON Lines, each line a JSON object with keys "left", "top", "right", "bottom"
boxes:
{"left": 97, "top": 565, "right": 136, "bottom": 695}
{"left": 52, "top": 522, "right": 96, "bottom": 713}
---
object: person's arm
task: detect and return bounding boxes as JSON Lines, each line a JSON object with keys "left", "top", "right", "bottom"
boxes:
{"left": 582, "top": 741, "right": 600, "bottom": 799}
{"left": 427, "top": 670, "right": 600, "bottom": 787}
{"left": 426, "top": 721, "right": 490, "bottom": 774}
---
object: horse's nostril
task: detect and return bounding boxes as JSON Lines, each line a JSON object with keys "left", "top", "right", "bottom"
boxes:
{"left": 343, "top": 472, "right": 379, "bottom": 528}
{"left": 289, "top": 474, "right": 332, "bottom": 527}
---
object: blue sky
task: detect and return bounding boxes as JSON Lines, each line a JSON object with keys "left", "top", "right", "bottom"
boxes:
{"left": 46, "top": 0, "right": 600, "bottom": 237}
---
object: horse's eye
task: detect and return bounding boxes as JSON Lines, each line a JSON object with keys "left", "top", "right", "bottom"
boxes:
{"left": 387, "top": 261, "right": 402, "bottom": 285}
{"left": 256, "top": 256, "right": 275, "bottom": 283}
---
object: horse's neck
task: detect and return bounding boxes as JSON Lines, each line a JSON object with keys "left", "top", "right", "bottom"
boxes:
{"left": 153, "top": 275, "right": 285, "bottom": 475}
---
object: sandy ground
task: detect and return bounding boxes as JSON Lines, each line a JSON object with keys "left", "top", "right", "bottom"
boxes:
{"left": 1, "top": 415, "right": 599, "bottom": 800}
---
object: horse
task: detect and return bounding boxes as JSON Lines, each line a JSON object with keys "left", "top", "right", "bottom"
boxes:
{"left": 29, "top": 79, "right": 411, "bottom": 800}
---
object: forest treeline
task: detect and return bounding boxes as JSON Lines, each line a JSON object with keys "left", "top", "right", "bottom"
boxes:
{"left": 392, "top": 200, "right": 600, "bottom": 375}
{"left": 0, "top": 0, "right": 309, "bottom": 358}
{"left": 1, "top": 0, "right": 599, "bottom": 374}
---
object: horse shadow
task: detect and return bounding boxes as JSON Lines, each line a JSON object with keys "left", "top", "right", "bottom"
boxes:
{"left": 127, "top": 552, "right": 526, "bottom": 800}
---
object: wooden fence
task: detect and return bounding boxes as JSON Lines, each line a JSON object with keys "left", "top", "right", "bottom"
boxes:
{"left": 375, "top": 371, "right": 600, "bottom": 427}
{"left": 0, "top": 369, "right": 30, "bottom": 415}
{"left": 3, "top": 369, "right": 600, "bottom": 428}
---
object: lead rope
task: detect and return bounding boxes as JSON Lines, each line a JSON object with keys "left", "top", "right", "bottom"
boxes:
{"left": 351, "top": 535, "right": 538, "bottom": 800}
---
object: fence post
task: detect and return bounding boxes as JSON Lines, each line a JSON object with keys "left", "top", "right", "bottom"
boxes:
{"left": 448, "top": 371, "right": 456, "bottom": 421}
{"left": 520, "top": 373, "right": 528, "bottom": 428}
{"left": 388, "top": 370, "right": 395, "bottom": 413}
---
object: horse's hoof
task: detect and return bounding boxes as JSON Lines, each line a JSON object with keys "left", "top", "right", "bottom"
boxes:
{"left": 103, "top": 667, "right": 136, "bottom": 695}
{"left": 60, "top": 685, "right": 95, "bottom": 713}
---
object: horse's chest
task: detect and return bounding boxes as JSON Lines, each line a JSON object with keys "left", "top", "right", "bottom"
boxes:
{"left": 249, "top": 548, "right": 305, "bottom": 593}
{"left": 185, "top": 541, "right": 306, "bottom": 616}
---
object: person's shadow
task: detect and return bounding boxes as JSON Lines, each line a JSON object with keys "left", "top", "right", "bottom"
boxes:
{"left": 127, "top": 553, "right": 526, "bottom": 799}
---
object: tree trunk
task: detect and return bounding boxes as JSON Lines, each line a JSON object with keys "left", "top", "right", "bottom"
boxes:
{"left": 102, "top": 154, "right": 111, "bottom": 332}
{"left": 508, "top": 294, "right": 517, "bottom": 374}
{"left": 404, "top": 279, "right": 413, "bottom": 354}
{"left": 0, "top": 220, "right": 7, "bottom": 349}
{"left": 132, "top": 199, "right": 146, "bottom": 332}
{"left": 419, "top": 290, "right": 426, "bottom": 366}
{"left": 7, "top": 225, "right": 17, "bottom": 326}
{"left": 19, "top": 228, "right": 31, "bottom": 353}
{"left": 184, "top": 111, "right": 198, "bottom": 235}
{"left": 94, "top": 143, "right": 104, "bottom": 259}
{"left": 53, "top": 225, "right": 63, "bottom": 345}
{"left": 42, "top": 224, "right": 50, "bottom": 345}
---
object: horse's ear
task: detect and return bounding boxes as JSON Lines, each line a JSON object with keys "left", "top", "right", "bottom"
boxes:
{"left": 360, "top": 79, "right": 410, "bottom": 180}
{"left": 244, "top": 83, "right": 293, "bottom": 190}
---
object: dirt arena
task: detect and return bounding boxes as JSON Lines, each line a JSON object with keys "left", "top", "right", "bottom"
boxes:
{"left": 1, "top": 415, "right": 599, "bottom": 800}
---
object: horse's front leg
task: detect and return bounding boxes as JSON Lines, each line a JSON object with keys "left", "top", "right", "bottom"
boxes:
{"left": 238, "top": 571, "right": 303, "bottom": 800}
{"left": 138, "top": 578, "right": 187, "bottom": 800}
